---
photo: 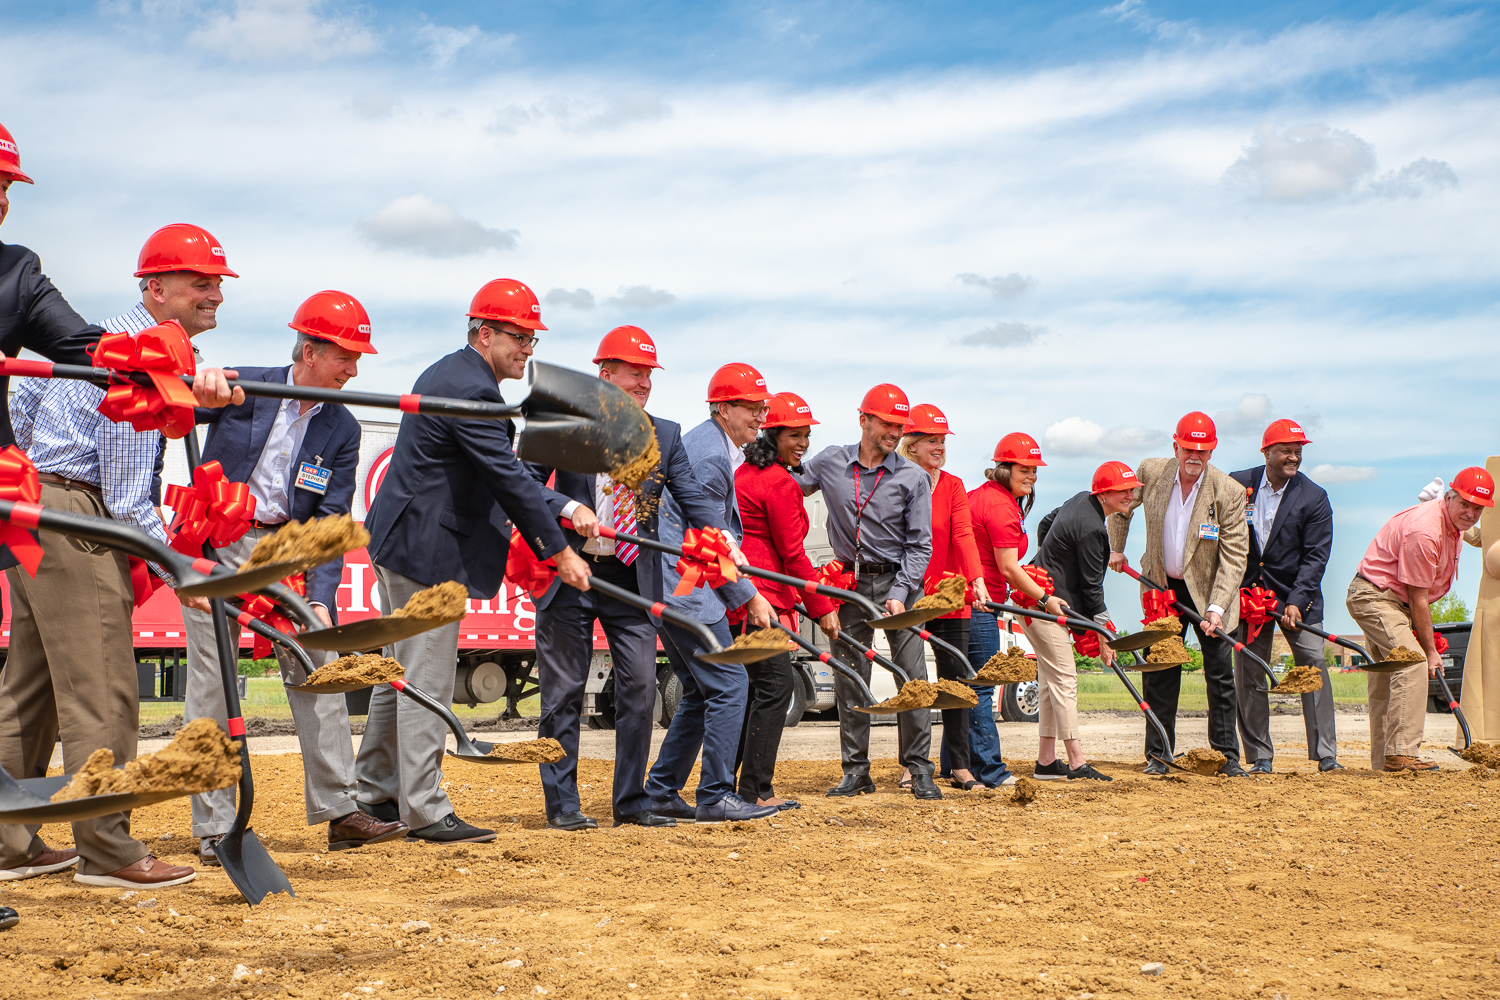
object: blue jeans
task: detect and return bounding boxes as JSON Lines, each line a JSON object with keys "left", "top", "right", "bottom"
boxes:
{"left": 644, "top": 616, "right": 748, "bottom": 808}
{"left": 941, "top": 611, "right": 1012, "bottom": 786}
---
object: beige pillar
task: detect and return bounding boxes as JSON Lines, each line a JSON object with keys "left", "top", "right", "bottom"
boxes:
{"left": 1460, "top": 455, "right": 1500, "bottom": 742}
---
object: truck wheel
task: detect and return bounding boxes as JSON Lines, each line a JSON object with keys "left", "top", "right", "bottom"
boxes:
{"left": 658, "top": 667, "right": 683, "bottom": 728}
{"left": 1000, "top": 681, "right": 1040, "bottom": 724}
{"left": 783, "top": 677, "right": 808, "bottom": 729}
{"left": 590, "top": 678, "right": 617, "bottom": 730}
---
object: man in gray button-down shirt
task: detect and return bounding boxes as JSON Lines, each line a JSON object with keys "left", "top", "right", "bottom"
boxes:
{"left": 798, "top": 384, "right": 936, "bottom": 798}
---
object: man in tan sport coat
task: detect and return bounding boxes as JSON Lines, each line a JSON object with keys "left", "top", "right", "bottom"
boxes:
{"left": 1106, "top": 412, "right": 1250, "bottom": 776}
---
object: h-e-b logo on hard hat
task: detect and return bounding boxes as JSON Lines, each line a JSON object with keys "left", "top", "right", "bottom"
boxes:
{"left": 211, "top": 246, "right": 226, "bottom": 257}
{"left": 1188, "top": 431, "right": 1206, "bottom": 439}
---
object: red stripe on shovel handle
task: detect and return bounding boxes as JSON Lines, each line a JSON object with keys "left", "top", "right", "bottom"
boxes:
{"left": 864, "top": 649, "right": 877, "bottom": 661}
{"left": 918, "top": 629, "right": 933, "bottom": 640}
{"left": 399, "top": 394, "right": 421, "bottom": 413}
{"left": 818, "top": 652, "right": 832, "bottom": 663}
{"left": 649, "top": 602, "right": 666, "bottom": 619}
{"left": 235, "top": 611, "right": 255, "bottom": 627}
{"left": 1450, "top": 700, "right": 1460, "bottom": 710}
{"left": 804, "top": 580, "right": 819, "bottom": 593}
{"left": 0, "top": 358, "right": 55, "bottom": 378}
{"left": 192, "top": 558, "right": 219, "bottom": 575}
{"left": 561, "top": 517, "right": 618, "bottom": 540}
{"left": 7, "top": 501, "right": 42, "bottom": 529}
{"left": 227, "top": 717, "right": 246, "bottom": 737}
{"left": 1231, "top": 640, "right": 1247, "bottom": 652}
{"left": 1139, "top": 702, "right": 1150, "bottom": 711}
{"left": 390, "top": 678, "right": 407, "bottom": 692}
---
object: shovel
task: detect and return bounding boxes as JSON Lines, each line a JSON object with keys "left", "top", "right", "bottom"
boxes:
{"left": 1287, "top": 620, "right": 1427, "bottom": 674}
{"left": 1433, "top": 671, "right": 1473, "bottom": 759}
{"left": 0, "top": 766, "right": 200, "bottom": 825}
{"left": 1117, "top": 565, "right": 1277, "bottom": 694}
{"left": 0, "top": 358, "right": 653, "bottom": 476}
{"left": 294, "top": 616, "right": 458, "bottom": 653}
{"left": 783, "top": 602, "right": 958, "bottom": 712}
{"left": 770, "top": 620, "right": 887, "bottom": 711}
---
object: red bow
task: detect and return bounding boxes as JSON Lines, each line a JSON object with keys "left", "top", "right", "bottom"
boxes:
{"left": 1072, "top": 630, "right": 1102, "bottom": 658}
{"left": 673, "top": 526, "right": 739, "bottom": 596}
{"left": 1011, "top": 565, "right": 1054, "bottom": 610}
{"left": 505, "top": 529, "right": 557, "bottom": 599}
{"left": 801, "top": 560, "right": 855, "bottom": 606}
{"left": 236, "top": 574, "right": 306, "bottom": 660}
{"left": 1239, "top": 585, "right": 1279, "bottom": 643}
{"left": 1140, "top": 589, "right": 1179, "bottom": 625}
{"left": 164, "top": 460, "right": 257, "bottom": 556}
{"left": 129, "top": 558, "right": 167, "bottom": 608}
{"left": 92, "top": 320, "right": 198, "bottom": 439}
{"left": 1434, "top": 633, "right": 1449, "bottom": 655}
{"left": 0, "top": 446, "right": 44, "bottom": 577}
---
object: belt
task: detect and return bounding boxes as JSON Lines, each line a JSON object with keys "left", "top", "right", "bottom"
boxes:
{"left": 37, "top": 473, "right": 101, "bottom": 494}
{"left": 854, "top": 560, "right": 900, "bottom": 576}
{"left": 251, "top": 519, "right": 288, "bottom": 530}
{"left": 585, "top": 551, "right": 623, "bottom": 564}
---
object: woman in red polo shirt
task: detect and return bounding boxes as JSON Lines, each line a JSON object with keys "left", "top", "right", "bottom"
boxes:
{"left": 733, "top": 392, "right": 840, "bottom": 810}
{"left": 896, "top": 404, "right": 990, "bottom": 789}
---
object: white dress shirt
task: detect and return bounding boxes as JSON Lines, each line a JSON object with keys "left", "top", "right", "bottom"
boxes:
{"left": 717, "top": 421, "right": 745, "bottom": 472}
{"left": 1251, "top": 469, "right": 1285, "bottom": 550}
{"left": 247, "top": 368, "right": 323, "bottom": 524}
{"left": 1160, "top": 469, "right": 1224, "bottom": 618}
{"left": 560, "top": 477, "right": 621, "bottom": 557}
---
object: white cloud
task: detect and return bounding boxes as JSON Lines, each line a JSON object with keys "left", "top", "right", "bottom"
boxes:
{"left": 1371, "top": 157, "right": 1459, "bottom": 198}
{"left": 488, "top": 94, "right": 671, "bottom": 134}
{"left": 959, "top": 321, "right": 1043, "bottom": 348}
{"left": 1306, "top": 464, "right": 1378, "bottom": 484}
{"left": 585, "top": 95, "right": 673, "bottom": 130}
{"left": 189, "top": 0, "right": 378, "bottom": 61}
{"left": 545, "top": 288, "right": 595, "bottom": 309}
{"left": 346, "top": 92, "right": 395, "bottom": 120}
{"left": 1044, "top": 418, "right": 1169, "bottom": 458}
{"left": 356, "top": 195, "right": 517, "bottom": 257}
{"left": 1213, "top": 393, "right": 1273, "bottom": 437}
{"left": 416, "top": 23, "right": 513, "bottom": 67}
{"left": 1100, "top": 0, "right": 1201, "bottom": 42}
{"left": 606, "top": 286, "right": 677, "bottom": 310}
{"left": 1225, "top": 121, "right": 1376, "bottom": 202}
{"left": 956, "top": 272, "right": 1035, "bottom": 300}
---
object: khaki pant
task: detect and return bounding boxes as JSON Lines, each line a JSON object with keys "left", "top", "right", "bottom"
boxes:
{"left": 1346, "top": 576, "right": 1429, "bottom": 770}
{"left": 1022, "top": 617, "right": 1079, "bottom": 742}
{"left": 0, "top": 483, "right": 149, "bottom": 875}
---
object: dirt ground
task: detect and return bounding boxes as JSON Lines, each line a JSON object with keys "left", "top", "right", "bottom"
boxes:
{"left": 6, "top": 720, "right": 1500, "bottom": 1000}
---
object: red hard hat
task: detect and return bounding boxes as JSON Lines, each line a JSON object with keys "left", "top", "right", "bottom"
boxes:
{"left": 761, "top": 391, "right": 818, "bottom": 429}
{"left": 1261, "top": 418, "right": 1311, "bottom": 449}
{"left": 1173, "top": 411, "right": 1217, "bottom": 451}
{"left": 288, "top": 290, "right": 377, "bottom": 355}
{"left": 707, "top": 362, "right": 772, "bottom": 403}
{"left": 903, "top": 403, "right": 952, "bottom": 437}
{"left": 993, "top": 432, "right": 1046, "bottom": 467}
{"left": 1452, "top": 467, "right": 1496, "bottom": 507}
{"left": 134, "top": 223, "right": 238, "bottom": 278}
{"left": 858, "top": 384, "right": 910, "bottom": 425}
{"left": 593, "top": 325, "right": 662, "bottom": 369}
{"left": 467, "top": 278, "right": 546, "bottom": 331}
{"left": 0, "top": 122, "right": 34, "bottom": 185}
{"left": 1091, "top": 460, "right": 1137, "bottom": 494}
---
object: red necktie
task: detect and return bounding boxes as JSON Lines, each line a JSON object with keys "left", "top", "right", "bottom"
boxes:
{"left": 612, "top": 486, "right": 638, "bottom": 566}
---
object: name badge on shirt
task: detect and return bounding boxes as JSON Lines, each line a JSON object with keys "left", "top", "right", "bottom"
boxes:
{"left": 294, "top": 462, "right": 332, "bottom": 495}
{"left": 1199, "top": 523, "right": 1219, "bottom": 541}
{"left": 1244, "top": 504, "right": 1255, "bottom": 522}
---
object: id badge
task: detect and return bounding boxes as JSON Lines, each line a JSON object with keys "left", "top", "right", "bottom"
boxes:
{"left": 1199, "top": 523, "right": 1219, "bottom": 541}
{"left": 294, "top": 462, "right": 332, "bottom": 495}
{"left": 1244, "top": 504, "right": 1255, "bottom": 522}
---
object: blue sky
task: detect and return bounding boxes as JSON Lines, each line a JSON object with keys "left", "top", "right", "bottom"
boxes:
{"left": 4, "top": 1, "right": 1498, "bottom": 631}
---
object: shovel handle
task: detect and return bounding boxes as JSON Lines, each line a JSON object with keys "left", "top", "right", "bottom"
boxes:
{"left": 585, "top": 576, "right": 726, "bottom": 659}
{"left": 1433, "top": 670, "right": 1472, "bottom": 750}
{"left": 0, "top": 498, "right": 222, "bottom": 591}
{"left": 771, "top": 620, "right": 880, "bottom": 707}
{"left": 388, "top": 677, "right": 487, "bottom": 756}
{"left": 1288, "top": 620, "right": 1372, "bottom": 659}
{"left": 222, "top": 601, "right": 319, "bottom": 679}
{"left": 908, "top": 626, "right": 977, "bottom": 678}
{"left": 1114, "top": 567, "right": 1276, "bottom": 686}
{"left": 793, "top": 604, "right": 911, "bottom": 684}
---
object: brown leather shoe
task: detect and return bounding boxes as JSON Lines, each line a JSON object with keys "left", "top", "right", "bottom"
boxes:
{"left": 0, "top": 847, "right": 79, "bottom": 881}
{"left": 1384, "top": 755, "right": 1439, "bottom": 772}
{"left": 328, "top": 810, "right": 407, "bottom": 851}
{"left": 74, "top": 855, "right": 196, "bottom": 889}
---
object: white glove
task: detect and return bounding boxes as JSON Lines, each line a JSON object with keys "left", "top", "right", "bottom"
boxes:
{"left": 1418, "top": 477, "right": 1445, "bottom": 503}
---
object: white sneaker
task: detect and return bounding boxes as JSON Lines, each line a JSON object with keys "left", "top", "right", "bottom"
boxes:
{"left": 997, "top": 775, "right": 1018, "bottom": 787}
{"left": 0, "top": 848, "right": 79, "bottom": 881}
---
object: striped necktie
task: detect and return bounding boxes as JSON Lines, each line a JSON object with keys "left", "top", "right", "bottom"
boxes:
{"left": 612, "top": 486, "right": 638, "bottom": 565}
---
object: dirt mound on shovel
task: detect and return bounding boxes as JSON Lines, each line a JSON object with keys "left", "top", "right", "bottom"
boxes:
{"left": 1180, "top": 748, "right": 1227, "bottom": 776}
{"left": 611, "top": 427, "right": 661, "bottom": 492}
{"left": 1010, "top": 776, "right": 1039, "bottom": 806}
{"left": 868, "top": 679, "right": 937, "bottom": 711}
{"left": 391, "top": 581, "right": 468, "bottom": 621}
{"left": 728, "top": 628, "right": 793, "bottom": 652}
{"left": 1144, "top": 616, "right": 1183, "bottom": 635}
{"left": 1460, "top": 742, "right": 1500, "bottom": 768}
{"left": 932, "top": 679, "right": 979, "bottom": 707}
{"left": 51, "top": 719, "right": 241, "bottom": 802}
{"left": 486, "top": 738, "right": 567, "bottom": 763}
{"left": 303, "top": 654, "right": 404, "bottom": 688}
{"left": 912, "top": 574, "right": 966, "bottom": 613}
{"left": 242, "top": 514, "right": 370, "bottom": 573}
{"left": 973, "top": 646, "right": 1037, "bottom": 684}
{"left": 1273, "top": 665, "right": 1324, "bottom": 694}
{"left": 1146, "top": 635, "right": 1192, "bottom": 664}
{"left": 1386, "top": 645, "right": 1426, "bottom": 664}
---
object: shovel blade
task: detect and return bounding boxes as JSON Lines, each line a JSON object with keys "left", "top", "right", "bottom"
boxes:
{"left": 697, "top": 647, "right": 786, "bottom": 664}
{"left": 1125, "top": 660, "right": 1189, "bottom": 673}
{"left": 296, "top": 616, "right": 458, "bottom": 652}
{"left": 864, "top": 608, "right": 952, "bottom": 630}
{"left": 1108, "top": 629, "right": 1178, "bottom": 652}
{"left": 850, "top": 703, "right": 921, "bottom": 715}
{"left": 0, "top": 773, "right": 185, "bottom": 824}
{"left": 930, "top": 692, "right": 978, "bottom": 710}
{"left": 176, "top": 560, "right": 306, "bottom": 599}
{"left": 287, "top": 680, "right": 387, "bottom": 694}
{"left": 215, "top": 828, "right": 294, "bottom": 905}
{"left": 516, "top": 362, "right": 654, "bottom": 475}
{"left": 1360, "top": 660, "right": 1414, "bottom": 673}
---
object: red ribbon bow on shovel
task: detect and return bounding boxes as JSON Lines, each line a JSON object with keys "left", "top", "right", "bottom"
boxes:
{"left": 1140, "top": 589, "right": 1179, "bottom": 625}
{"left": 236, "top": 574, "right": 306, "bottom": 660}
{"left": 1072, "top": 630, "right": 1102, "bottom": 658}
{"left": 1238, "top": 585, "right": 1279, "bottom": 644}
{"left": 164, "top": 460, "right": 257, "bottom": 556}
{"left": 801, "top": 559, "right": 856, "bottom": 605}
{"left": 1011, "top": 564, "right": 1054, "bottom": 610}
{"left": 0, "top": 446, "right": 44, "bottom": 577}
{"left": 672, "top": 526, "right": 739, "bottom": 596}
{"left": 92, "top": 319, "right": 198, "bottom": 439}
{"left": 505, "top": 529, "right": 558, "bottom": 599}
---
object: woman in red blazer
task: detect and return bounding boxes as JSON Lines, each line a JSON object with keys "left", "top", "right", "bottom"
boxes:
{"left": 897, "top": 405, "right": 991, "bottom": 789}
{"left": 733, "top": 392, "right": 840, "bottom": 810}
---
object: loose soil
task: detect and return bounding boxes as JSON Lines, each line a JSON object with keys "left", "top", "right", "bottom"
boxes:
{"left": 11, "top": 748, "right": 1500, "bottom": 1000}
{"left": 1144, "top": 616, "right": 1183, "bottom": 635}
{"left": 1010, "top": 775, "right": 1039, "bottom": 805}
{"left": 869, "top": 679, "right": 936, "bottom": 711}
{"left": 1179, "top": 747, "right": 1228, "bottom": 776}
{"left": 1146, "top": 635, "right": 1192, "bottom": 664}
{"left": 243, "top": 515, "right": 370, "bottom": 574}
{"left": 50, "top": 719, "right": 240, "bottom": 802}
{"left": 973, "top": 646, "right": 1037, "bottom": 684}
{"left": 302, "top": 654, "right": 404, "bottom": 689}
{"left": 610, "top": 427, "right": 661, "bottom": 492}
{"left": 1460, "top": 742, "right": 1500, "bottom": 768}
{"left": 486, "top": 738, "right": 567, "bottom": 763}
{"left": 911, "top": 574, "right": 965, "bottom": 613}
{"left": 930, "top": 679, "right": 979, "bottom": 708}
{"left": 391, "top": 581, "right": 469, "bottom": 621}
{"left": 1387, "top": 646, "right": 1427, "bottom": 664}
{"left": 1273, "top": 665, "right": 1325, "bottom": 694}
{"left": 727, "top": 628, "right": 793, "bottom": 652}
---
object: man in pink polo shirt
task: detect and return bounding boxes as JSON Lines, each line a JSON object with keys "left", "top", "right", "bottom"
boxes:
{"left": 1347, "top": 467, "right": 1493, "bottom": 772}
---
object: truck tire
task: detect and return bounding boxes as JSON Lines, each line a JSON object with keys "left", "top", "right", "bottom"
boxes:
{"left": 783, "top": 676, "right": 808, "bottom": 729}
{"left": 659, "top": 667, "right": 682, "bottom": 727}
{"left": 1000, "top": 681, "right": 1040, "bottom": 724}
{"left": 589, "top": 677, "right": 616, "bottom": 730}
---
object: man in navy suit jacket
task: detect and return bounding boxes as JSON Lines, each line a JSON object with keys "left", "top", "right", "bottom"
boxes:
{"left": 1230, "top": 419, "right": 1339, "bottom": 772}
{"left": 356, "top": 279, "right": 588, "bottom": 845}
{"left": 185, "top": 291, "right": 407, "bottom": 860}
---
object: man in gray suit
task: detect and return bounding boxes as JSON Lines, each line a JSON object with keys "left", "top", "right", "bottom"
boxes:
{"left": 644, "top": 363, "right": 776, "bottom": 824}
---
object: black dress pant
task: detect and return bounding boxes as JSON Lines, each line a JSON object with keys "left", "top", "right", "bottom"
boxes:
{"left": 733, "top": 616, "right": 794, "bottom": 801}
{"left": 925, "top": 616, "right": 972, "bottom": 774}
{"left": 1141, "top": 576, "right": 1240, "bottom": 764}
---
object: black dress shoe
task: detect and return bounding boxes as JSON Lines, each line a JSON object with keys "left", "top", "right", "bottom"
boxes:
{"left": 910, "top": 774, "right": 943, "bottom": 800}
{"left": 1319, "top": 757, "right": 1345, "bottom": 772}
{"left": 614, "top": 811, "right": 676, "bottom": 828}
{"left": 1143, "top": 759, "right": 1168, "bottom": 776}
{"left": 1220, "top": 760, "right": 1250, "bottom": 778}
{"left": 358, "top": 799, "right": 401, "bottom": 824}
{"left": 0, "top": 907, "right": 18, "bottom": 931}
{"left": 407, "top": 813, "right": 497, "bottom": 844}
{"left": 827, "top": 774, "right": 876, "bottom": 797}
{"left": 546, "top": 811, "right": 598, "bottom": 831}
{"left": 1249, "top": 759, "right": 1273, "bottom": 775}
{"left": 647, "top": 795, "right": 698, "bottom": 821}
{"left": 776, "top": 800, "right": 802, "bottom": 811}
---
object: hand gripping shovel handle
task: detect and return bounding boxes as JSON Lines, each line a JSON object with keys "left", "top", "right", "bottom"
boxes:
{"left": 792, "top": 604, "right": 911, "bottom": 684}
{"left": 1117, "top": 565, "right": 1277, "bottom": 693}
{"left": 771, "top": 621, "right": 881, "bottom": 707}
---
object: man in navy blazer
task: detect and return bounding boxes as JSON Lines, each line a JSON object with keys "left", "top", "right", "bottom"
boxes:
{"left": 356, "top": 279, "right": 588, "bottom": 845}
{"left": 185, "top": 290, "right": 407, "bottom": 859}
{"left": 526, "top": 326, "right": 749, "bottom": 830}
{"left": 1230, "top": 419, "right": 1339, "bottom": 773}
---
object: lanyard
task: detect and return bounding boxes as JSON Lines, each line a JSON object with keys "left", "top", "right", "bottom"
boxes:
{"left": 851, "top": 465, "right": 886, "bottom": 574}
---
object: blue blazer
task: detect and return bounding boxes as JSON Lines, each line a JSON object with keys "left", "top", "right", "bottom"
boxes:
{"left": 527, "top": 414, "right": 728, "bottom": 612}
{"left": 658, "top": 419, "right": 757, "bottom": 623}
{"left": 364, "top": 347, "right": 567, "bottom": 599}
{"left": 195, "top": 365, "right": 361, "bottom": 613}
{"left": 1228, "top": 466, "right": 1333, "bottom": 624}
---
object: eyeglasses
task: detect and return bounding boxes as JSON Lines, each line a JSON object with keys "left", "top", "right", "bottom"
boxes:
{"left": 500, "top": 329, "right": 541, "bottom": 349}
{"left": 731, "top": 400, "right": 771, "bottom": 418}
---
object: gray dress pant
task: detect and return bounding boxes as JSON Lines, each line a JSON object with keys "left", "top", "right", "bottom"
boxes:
{"left": 185, "top": 527, "right": 355, "bottom": 837}
{"left": 1233, "top": 619, "right": 1338, "bottom": 763}
{"left": 833, "top": 570, "right": 933, "bottom": 777}
{"left": 354, "top": 565, "right": 463, "bottom": 830}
